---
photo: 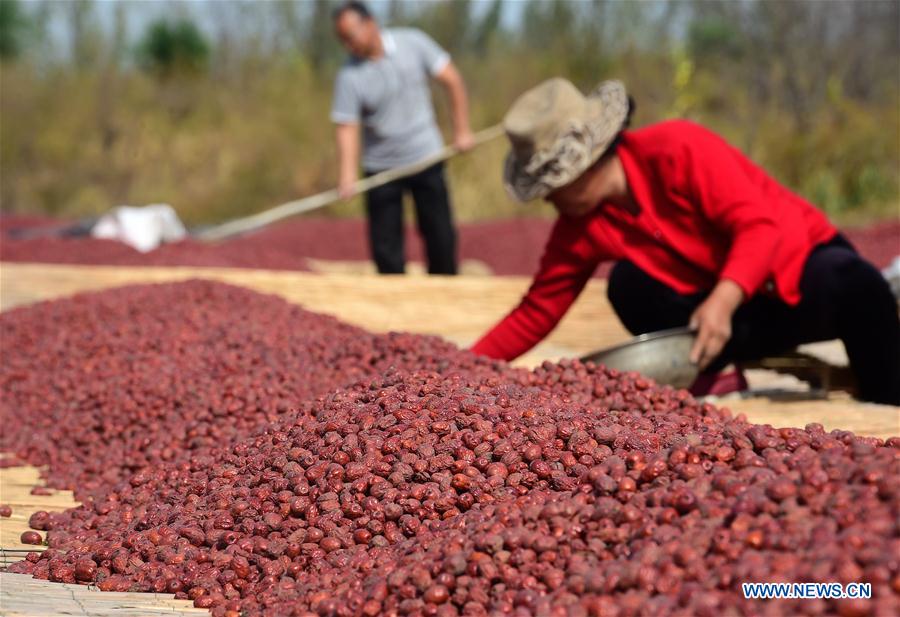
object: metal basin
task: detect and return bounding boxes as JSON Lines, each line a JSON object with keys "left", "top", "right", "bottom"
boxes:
{"left": 580, "top": 327, "right": 698, "bottom": 388}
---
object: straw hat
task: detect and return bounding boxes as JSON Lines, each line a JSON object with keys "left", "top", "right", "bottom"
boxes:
{"left": 502, "top": 78, "right": 630, "bottom": 202}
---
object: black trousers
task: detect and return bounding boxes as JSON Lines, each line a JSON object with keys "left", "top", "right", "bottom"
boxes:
{"left": 606, "top": 235, "right": 900, "bottom": 405}
{"left": 364, "top": 162, "right": 457, "bottom": 275}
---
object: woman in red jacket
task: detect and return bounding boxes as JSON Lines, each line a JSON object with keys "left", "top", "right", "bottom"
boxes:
{"left": 472, "top": 78, "right": 899, "bottom": 405}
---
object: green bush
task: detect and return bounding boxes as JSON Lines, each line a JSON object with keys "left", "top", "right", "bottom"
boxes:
{"left": 136, "top": 19, "right": 209, "bottom": 76}
{"left": 0, "top": 0, "right": 27, "bottom": 60}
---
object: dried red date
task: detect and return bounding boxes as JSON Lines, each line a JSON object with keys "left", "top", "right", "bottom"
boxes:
{"left": 20, "top": 531, "right": 43, "bottom": 545}
{"left": 73, "top": 559, "right": 97, "bottom": 582}
{"left": 27, "top": 511, "right": 49, "bottom": 530}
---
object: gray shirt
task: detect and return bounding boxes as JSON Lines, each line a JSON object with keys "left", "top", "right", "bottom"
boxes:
{"left": 331, "top": 28, "right": 450, "bottom": 172}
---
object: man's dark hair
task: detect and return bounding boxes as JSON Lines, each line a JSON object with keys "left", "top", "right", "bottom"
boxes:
{"left": 333, "top": 1, "right": 372, "bottom": 21}
{"left": 622, "top": 96, "right": 636, "bottom": 129}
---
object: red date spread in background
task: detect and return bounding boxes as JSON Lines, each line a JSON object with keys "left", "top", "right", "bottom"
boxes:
{"left": 2, "top": 215, "right": 897, "bottom": 275}
{"left": 2, "top": 280, "right": 898, "bottom": 617}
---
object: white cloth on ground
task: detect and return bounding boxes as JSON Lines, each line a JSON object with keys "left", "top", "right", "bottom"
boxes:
{"left": 90, "top": 204, "right": 187, "bottom": 253}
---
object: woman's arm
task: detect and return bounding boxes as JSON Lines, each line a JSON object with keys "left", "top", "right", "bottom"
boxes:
{"left": 680, "top": 125, "right": 780, "bottom": 298}
{"left": 678, "top": 123, "right": 780, "bottom": 367}
{"left": 471, "top": 220, "right": 603, "bottom": 361}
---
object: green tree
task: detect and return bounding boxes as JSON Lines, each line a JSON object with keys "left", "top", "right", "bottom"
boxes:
{"left": 136, "top": 18, "right": 210, "bottom": 76}
{"left": 688, "top": 16, "right": 744, "bottom": 62}
{"left": 0, "top": 0, "right": 28, "bottom": 60}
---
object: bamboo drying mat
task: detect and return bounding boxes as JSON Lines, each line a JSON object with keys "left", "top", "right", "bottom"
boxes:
{"left": 713, "top": 393, "right": 898, "bottom": 439}
{"left": 0, "top": 465, "right": 206, "bottom": 616}
{"left": 0, "top": 464, "right": 77, "bottom": 567}
{"left": 0, "top": 261, "right": 629, "bottom": 368}
{"left": 0, "top": 573, "right": 209, "bottom": 616}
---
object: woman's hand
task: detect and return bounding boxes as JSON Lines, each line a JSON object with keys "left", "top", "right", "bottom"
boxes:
{"left": 689, "top": 279, "right": 744, "bottom": 370}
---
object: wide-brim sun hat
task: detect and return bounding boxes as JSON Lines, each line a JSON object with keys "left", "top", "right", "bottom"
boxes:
{"left": 502, "top": 78, "right": 630, "bottom": 202}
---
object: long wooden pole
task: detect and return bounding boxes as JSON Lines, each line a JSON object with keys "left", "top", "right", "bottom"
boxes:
{"left": 197, "top": 124, "right": 504, "bottom": 242}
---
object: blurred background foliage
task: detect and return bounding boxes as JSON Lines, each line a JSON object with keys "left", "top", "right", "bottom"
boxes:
{"left": 0, "top": 0, "right": 897, "bottom": 226}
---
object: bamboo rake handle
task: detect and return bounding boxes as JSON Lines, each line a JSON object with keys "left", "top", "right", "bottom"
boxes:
{"left": 197, "top": 124, "right": 504, "bottom": 242}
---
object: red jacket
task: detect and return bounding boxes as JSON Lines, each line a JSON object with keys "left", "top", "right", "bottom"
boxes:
{"left": 472, "top": 120, "right": 837, "bottom": 361}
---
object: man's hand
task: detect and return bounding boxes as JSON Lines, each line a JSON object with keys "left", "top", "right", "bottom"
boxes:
{"left": 454, "top": 129, "right": 475, "bottom": 152}
{"left": 338, "top": 173, "right": 357, "bottom": 200}
{"left": 689, "top": 279, "right": 744, "bottom": 370}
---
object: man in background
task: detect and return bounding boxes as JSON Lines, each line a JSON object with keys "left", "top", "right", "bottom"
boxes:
{"left": 331, "top": 1, "right": 473, "bottom": 275}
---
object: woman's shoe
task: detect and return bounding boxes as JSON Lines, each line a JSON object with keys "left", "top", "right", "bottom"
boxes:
{"left": 688, "top": 365, "right": 748, "bottom": 397}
